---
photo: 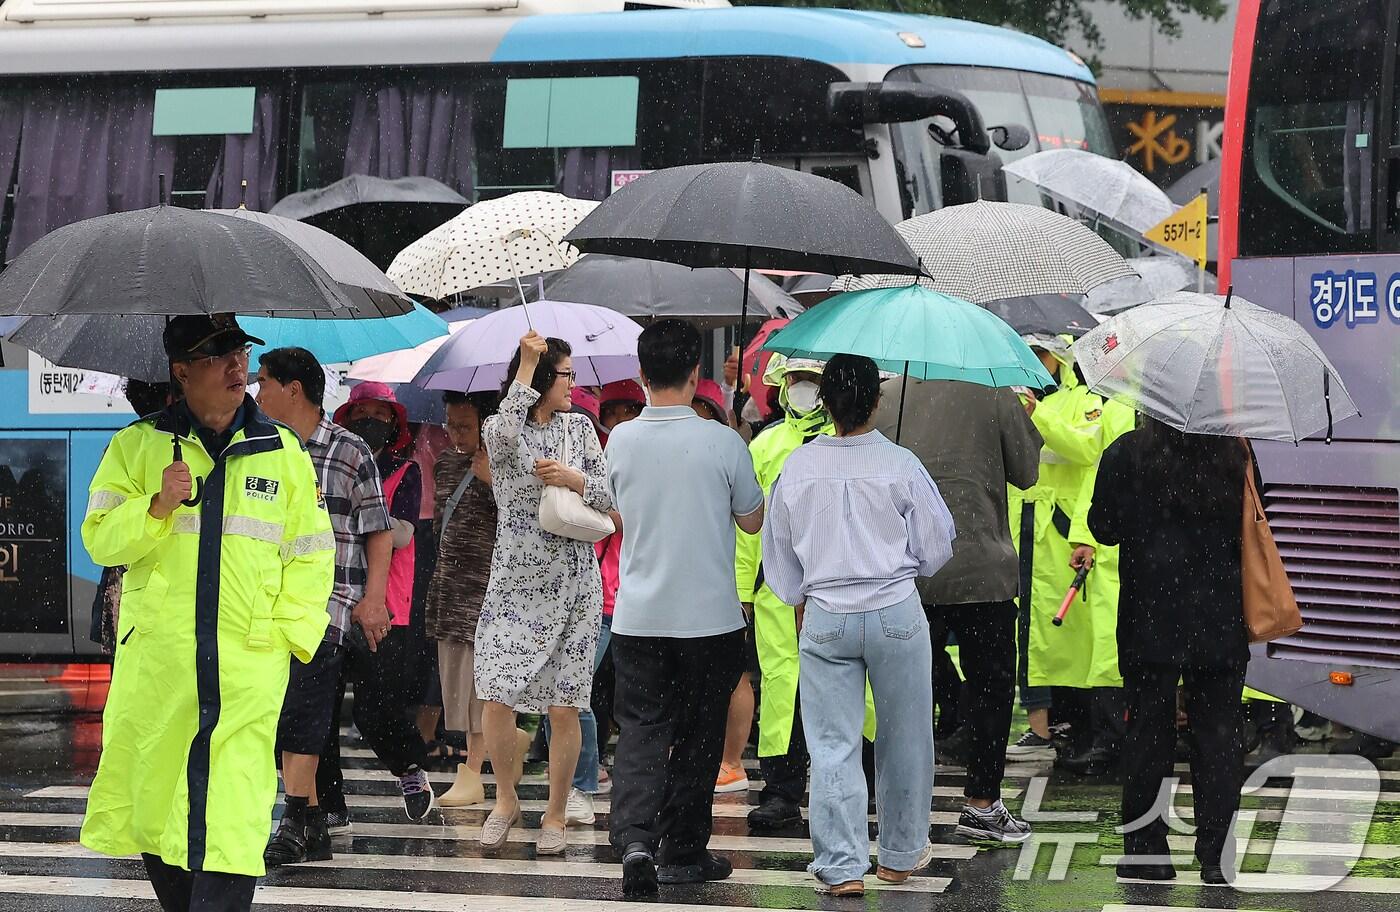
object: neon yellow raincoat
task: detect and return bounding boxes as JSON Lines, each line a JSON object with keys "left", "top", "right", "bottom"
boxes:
{"left": 735, "top": 358, "right": 875, "bottom": 757}
{"left": 80, "top": 400, "right": 334, "bottom": 877}
{"left": 1013, "top": 360, "right": 1135, "bottom": 689}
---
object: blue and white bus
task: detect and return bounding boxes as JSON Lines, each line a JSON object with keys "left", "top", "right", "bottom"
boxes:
{"left": 0, "top": 0, "right": 1113, "bottom": 658}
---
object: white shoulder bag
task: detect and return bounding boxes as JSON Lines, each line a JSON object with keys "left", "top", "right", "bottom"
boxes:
{"left": 538, "top": 417, "right": 614, "bottom": 543}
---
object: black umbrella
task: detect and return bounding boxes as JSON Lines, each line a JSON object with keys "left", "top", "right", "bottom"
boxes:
{"left": 0, "top": 205, "right": 410, "bottom": 319}
{"left": 982, "top": 293, "right": 1099, "bottom": 339}
{"left": 783, "top": 272, "right": 839, "bottom": 305}
{"left": 269, "top": 174, "right": 469, "bottom": 271}
{"left": 542, "top": 254, "right": 803, "bottom": 329}
{"left": 563, "top": 153, "right": 922, "bottom": 377}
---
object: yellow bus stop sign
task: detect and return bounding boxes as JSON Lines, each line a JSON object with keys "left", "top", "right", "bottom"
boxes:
{"left": 1143, "top": 194, "right": 1208, "bottom": 269}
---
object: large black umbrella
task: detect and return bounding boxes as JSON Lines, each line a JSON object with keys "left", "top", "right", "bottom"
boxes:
{"left": 269, "top": 174, "right": 469, "bottom": 271}
{"left": 563, "top": 156, "right": 922, "bottom": 376}
{"left": 982, "top": 293, "right": 1099, "bottom": 339}
{"left": 542, "top": 254, "right": 803, "bottom": 329}
{"left": 0, "top": 206, "right": 411, "bottom": 319}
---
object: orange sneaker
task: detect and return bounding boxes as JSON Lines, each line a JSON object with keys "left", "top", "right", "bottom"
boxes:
{"left": 714, "top": 762, "right": 750, "bottom": 794}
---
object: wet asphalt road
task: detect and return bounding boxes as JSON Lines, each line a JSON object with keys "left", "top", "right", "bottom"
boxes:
{"left": 0, "top": 669, "right": 1397, "bottom": 912}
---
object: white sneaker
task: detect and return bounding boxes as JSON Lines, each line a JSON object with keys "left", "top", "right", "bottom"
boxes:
{"left": 565, "top": 788, "right": 596, "bottom": 825}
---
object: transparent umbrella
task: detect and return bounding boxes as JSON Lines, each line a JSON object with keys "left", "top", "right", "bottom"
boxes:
{"left": 1003, "top": 148, "right": 1175, "bottom": 236}
{"left": 1073, "top": 291, "right": 1359, "bottom": 442}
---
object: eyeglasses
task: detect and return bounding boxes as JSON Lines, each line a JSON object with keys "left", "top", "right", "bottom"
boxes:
{"left": 549, "top": 370, "right": 578, "bottom": 383}
{"left": 186, "top": 344, "right": 253, "bottom": 370}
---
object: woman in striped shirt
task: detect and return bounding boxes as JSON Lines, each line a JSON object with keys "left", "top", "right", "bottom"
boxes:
{"left": 761, "top": 354, "right": 957, "bottom": 897}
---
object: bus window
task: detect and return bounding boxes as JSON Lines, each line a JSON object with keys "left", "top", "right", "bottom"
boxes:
{"left": 701, "top": 57, "right": 864, "bottom": 161}
{"left": 298, "top": 61, "right": 697, "bottom": 202}
{"left": 886, "top": 66, "right": 1114, "bottom": 216}
{"left": 1239, "top": 0, "right": 1385, "bottom": 257}
{"left": 1, "top": 89, "right": 17, "bottom": 257}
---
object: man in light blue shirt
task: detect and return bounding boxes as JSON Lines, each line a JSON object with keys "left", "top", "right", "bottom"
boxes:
{"left": 604, "top": 319, "right": 764, "bottom": 899}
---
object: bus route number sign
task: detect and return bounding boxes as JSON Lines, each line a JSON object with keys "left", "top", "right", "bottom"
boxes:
{"left": 1143, "top": 194, "right": 1208, "bottom": 269}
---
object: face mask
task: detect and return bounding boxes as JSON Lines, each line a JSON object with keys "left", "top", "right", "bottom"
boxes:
{"left": 346, "top": 417, "right": 395, "bottom": 452}
{"left": 785, "top": 380, "right": 822, "bottom": 416}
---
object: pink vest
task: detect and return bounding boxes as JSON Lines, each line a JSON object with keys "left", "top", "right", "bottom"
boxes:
{"left": 382, "top": 460, "right": 417, "bottom": 627}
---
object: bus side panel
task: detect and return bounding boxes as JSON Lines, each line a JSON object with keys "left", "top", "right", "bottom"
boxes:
{"left": 0, "top": 430, "right": 75, "bottom": 658}
{"left": 1233, "top": 255, "right": 1400, "bottom": 743}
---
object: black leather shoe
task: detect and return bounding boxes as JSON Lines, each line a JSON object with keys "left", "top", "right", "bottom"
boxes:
{"left": 1116, "top": 861, "right": 1176, "bottom": 881}
{"left": 303, "top": 810, "right": 333, "bottom": 863}
{"left": 264, "top": 818, "right": 311, "bottom": 866}
{"left": 747, "top": 797, "right": 802, "bottom": 830}
{"left": 622, "top": 842, "right": 658, "bottom": 900}
{"left": 1058, "top": 746, "right": 1120, "bottom": 776}
{"left": 1200, "top": 864, "right": 1228, "bottom": 885}
{"left": 658, "top": 852, "right": 732, "bottom": 884}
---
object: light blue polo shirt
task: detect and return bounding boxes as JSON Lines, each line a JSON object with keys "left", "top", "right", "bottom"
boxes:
{"left": 606, "top": 405, "right": 764, "bottom": 638}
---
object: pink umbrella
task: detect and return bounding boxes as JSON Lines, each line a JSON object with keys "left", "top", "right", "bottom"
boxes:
{"left": 347, "top": 320, "right": 473, "bottom": 383}
{"left": 414, "top": 300, "right": 642, "bottom": 393}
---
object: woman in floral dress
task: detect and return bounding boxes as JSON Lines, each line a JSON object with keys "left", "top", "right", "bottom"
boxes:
{"left": 475, "top": 331, "right": 611, "bottom": 855}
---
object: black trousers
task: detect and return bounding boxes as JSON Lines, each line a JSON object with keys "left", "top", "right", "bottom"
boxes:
{"left": 926, "top": 600, "right": 1016, "bottom": 801}
{"left": 609, "top": 629, "right": 745, "bottom": 863}
{"left": 141, "top": 854, "right": 255, "bottom": 912}
{"left": 759, "top": 695, "right": 809, "bottom": 805}
{"left": 1121, "top": 661, "right": 1245, "bottom": 865}
{"left": 318, "top": 626, "right": 427, "bottom": 811}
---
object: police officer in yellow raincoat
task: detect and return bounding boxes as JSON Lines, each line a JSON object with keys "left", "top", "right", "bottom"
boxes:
{"left": 1007, "top": 335, "right": 1134, "bottom": 772}
{"left": 80, "top": 315, "right": 334, "bottom": 912}
{"left": 736, "top": 355, "right": 875, "bottom": 830}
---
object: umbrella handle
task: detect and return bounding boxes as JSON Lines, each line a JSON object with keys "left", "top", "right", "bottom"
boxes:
{"left": 172, "top": 434, "right": 205, "bottom": 508}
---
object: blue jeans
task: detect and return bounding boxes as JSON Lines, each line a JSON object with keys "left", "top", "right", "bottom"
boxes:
{"left": 799, "top": 593, "right": 934, "bottom": 885}
{"left": 544, "top": 617, "right": 612, "bottom": 794}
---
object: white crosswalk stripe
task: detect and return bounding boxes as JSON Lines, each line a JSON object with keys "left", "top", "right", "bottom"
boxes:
{"left": 4, "top": 740, "right": 1398, "bottom": 911}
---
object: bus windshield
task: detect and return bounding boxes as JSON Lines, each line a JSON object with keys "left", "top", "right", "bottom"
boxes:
{"left": 1238, "top": 0, "right": 1386, "bottom": 257}
{"left": 886, "top": 65, "right": 1115, "bottom": 217}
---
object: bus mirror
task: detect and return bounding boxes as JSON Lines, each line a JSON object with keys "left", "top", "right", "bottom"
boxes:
{"left": 827, "top": 82, "right": 991, "bottom": 154}
{"left": 941, "top": 147, "right": 1007, "bottom": 206}
{"left": 990, "top": 124, "right": 1031, "bottom": 152}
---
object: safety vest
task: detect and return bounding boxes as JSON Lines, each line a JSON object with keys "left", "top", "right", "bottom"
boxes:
{"left": 79, "top": 400, "right": 334, "bottom": 877}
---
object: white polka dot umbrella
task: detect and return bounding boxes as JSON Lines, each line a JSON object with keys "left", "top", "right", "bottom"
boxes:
{"left": 387, "top": 192, "right": 599, "bottom": 300}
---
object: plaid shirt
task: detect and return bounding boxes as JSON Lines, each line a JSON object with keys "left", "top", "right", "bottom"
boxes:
{"left": 306, "top": 414, "right": 393, "bottom": 643}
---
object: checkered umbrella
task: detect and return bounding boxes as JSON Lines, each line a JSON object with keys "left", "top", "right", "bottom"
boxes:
{"left": 1073, "top": 291, "right": 1359, "bottom": 443}
{"left": 387, "top": 192, "right": 598, "bottom": 300}
{"left": 829, "top": 201, "right": 1137, "bottom": 304}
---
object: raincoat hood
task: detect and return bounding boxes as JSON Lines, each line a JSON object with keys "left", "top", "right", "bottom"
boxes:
{"left": 1023, "top": 333, "right": 1079, "bottom": 391}
{"left": 763, "top": 353, "right": 829, "bottom": 425}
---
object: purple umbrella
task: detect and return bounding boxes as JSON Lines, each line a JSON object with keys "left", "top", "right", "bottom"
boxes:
{"left": 413, "top": 300, "right": 642, "bottom": 393}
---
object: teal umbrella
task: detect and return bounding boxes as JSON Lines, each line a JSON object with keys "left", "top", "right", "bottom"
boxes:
{"left": 243, "top": 302, "right": 449, "bottom": 365}
{"left": 762, "top": 285, "right": 1054, "bottom": 439}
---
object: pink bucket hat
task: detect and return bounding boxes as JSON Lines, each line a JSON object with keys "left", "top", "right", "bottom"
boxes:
{"left": 334, "top": 380, "right": 412, "bottom": 451}
{"left": 693, "top": 379, "right": 729, "bottom": 424}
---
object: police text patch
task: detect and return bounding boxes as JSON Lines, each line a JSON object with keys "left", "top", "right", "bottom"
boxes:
{"left": 245, "top": 476, "right": 280, "bottom": 502}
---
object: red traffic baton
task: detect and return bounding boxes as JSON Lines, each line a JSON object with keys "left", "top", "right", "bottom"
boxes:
{"left": 1052, "top": 564, "right": 1091, "bottom": 626}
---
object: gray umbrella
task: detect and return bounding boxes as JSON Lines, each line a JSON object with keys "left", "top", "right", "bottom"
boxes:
{"left": 542, "top": 254, "right": 803, "bottom": 329}
{"left": 831, "top": 201, "right": 1137, "bottom": 303}
{"left": 10, "top": 314, "right": 182, "bottom": 383}
{"left": 269, "top": 175, "right": 469, "bottom": 271}
{"left": 563, "top": 156, "right": 921, "bottom": 376}
{"left": 0, "top": 205, "right": 411, "bottom": 319}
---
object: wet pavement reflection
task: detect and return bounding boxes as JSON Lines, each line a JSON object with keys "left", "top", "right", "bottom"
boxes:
{"left": 1, "top": 667, "right": 1396, "bottom": 912}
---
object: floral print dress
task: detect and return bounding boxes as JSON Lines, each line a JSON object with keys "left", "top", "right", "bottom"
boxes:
{"left": 474, "top": 381, "right": 611, "bottom": 712}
